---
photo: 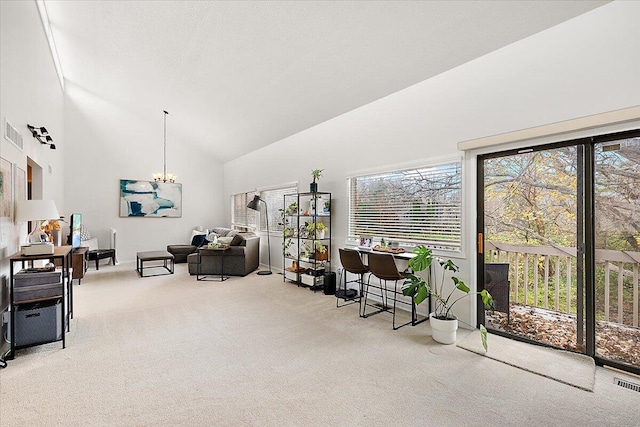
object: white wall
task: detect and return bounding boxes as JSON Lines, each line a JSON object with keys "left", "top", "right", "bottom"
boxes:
{"left": 224, "top": 1, "right": 640, "bottom": 327}
{"left": 0, "top": 0, "right": 66, "bottom": 356}
{"left": 63, "top": 82, "right": 225, "bottom": 263}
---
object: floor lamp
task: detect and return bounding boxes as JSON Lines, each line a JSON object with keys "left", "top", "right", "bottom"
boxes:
{"left": 247, "top": 195, "right": 272, "bottom": 275}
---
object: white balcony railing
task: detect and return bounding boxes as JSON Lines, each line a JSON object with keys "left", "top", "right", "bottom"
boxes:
{"left": 486, "top": 241, "right": 640, "bottom": 328}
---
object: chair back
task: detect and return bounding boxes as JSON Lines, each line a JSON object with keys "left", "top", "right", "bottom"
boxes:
{"left": 339, "top": 248, "right": 369, "bottom": 274}
{"left": 368, "top": 252, "right": 405, "bottom": 281}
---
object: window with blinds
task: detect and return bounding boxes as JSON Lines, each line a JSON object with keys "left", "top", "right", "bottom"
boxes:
{"left": 348, "top": 161, "right": 462, "bottom": 251}
{"left": 232, "top": 191, "right": 257, "bottom": 231}
{"left": 260, "top": 185, "right": 298, "bottom": 233}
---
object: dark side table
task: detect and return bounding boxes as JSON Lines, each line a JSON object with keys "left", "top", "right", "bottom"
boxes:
{"left": 197, "top": 246, "right": 229, "bottom": 281}
{"left": 87, "top": 249, "right": 116, "bottom": 270}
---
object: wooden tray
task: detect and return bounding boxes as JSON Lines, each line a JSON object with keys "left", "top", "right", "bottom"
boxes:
{"left": 372, "top": 245, "right": 405, "bottom": 254}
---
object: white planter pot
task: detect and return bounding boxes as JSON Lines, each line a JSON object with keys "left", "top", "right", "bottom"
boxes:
{"left": 316, "top": 229, "right": 325, "bottom": 239}
{"left": 429, "top": 312, "right": 458, "bottom": 345}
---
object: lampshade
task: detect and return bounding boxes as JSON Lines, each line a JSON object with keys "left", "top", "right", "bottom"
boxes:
{"left": 247, "top": 195, "right": 261, "bottom": 211}
{"left": 15, "top": 199, "right": 60, "bottom": 223}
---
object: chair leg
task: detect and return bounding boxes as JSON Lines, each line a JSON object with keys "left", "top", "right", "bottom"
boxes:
{"left": 361, "top": 276, "right": 370, "bottom": 318}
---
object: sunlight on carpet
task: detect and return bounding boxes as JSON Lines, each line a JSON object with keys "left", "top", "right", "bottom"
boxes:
{"left": 457, "top": 330, "right": 595, "bottom": 392}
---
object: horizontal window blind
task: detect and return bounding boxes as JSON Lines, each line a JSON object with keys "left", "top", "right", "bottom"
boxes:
{"left": 232, "top": 191, "right": 257, "bottom": 230}
{"left": 260, "top": 185, "right": 297, "bottom": 233}
{"left": 348, "top": 162, "right": 462, "bottom": 251}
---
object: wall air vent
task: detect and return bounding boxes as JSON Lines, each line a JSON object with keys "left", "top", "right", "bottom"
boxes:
{"left": 614, "top": 377, "right": 640, "bottom": 393}
{"left": 4, "top": 119, "right": 24, "bottom": 151}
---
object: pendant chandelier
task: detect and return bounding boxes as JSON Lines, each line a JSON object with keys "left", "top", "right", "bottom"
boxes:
{"left": 153, "top": 110, "right": 176, "bottom": 183}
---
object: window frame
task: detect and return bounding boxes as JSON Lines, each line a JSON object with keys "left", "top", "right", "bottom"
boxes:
{"left": 231, "top": 191, "right": 257, "bottom": 231}
{"left": 347, "top": 157, "right": 463, "bottom": 253}
{"left": 258, "top": 184, "right": 298, "bottom": 233}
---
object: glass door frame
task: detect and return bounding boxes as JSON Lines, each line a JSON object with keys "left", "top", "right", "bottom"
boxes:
{"left": 476, "top": 128, "right": 640, "bottom": 376}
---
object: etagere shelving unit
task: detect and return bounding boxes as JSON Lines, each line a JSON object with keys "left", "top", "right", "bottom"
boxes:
{"left": 282, "top": 191, "right": 331, "bottom": 291}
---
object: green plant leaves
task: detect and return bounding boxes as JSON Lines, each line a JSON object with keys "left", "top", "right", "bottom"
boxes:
{"left": 480, "top": 289, "right": 494, "bottom": 310}
{"left": 480, "top": 324, "right": 488, "bottom": 351}
{"left": 408, "top": 245, "right": 433, "bottom": 272}
{"left": 452, "top": 277, "right": 470, "bottom": 293}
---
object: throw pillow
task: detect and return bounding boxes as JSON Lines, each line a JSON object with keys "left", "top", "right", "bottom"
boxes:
{"left": 218, "top": 236, "right": 234, "bottom": 245}
{"left": 191, "top": 229, "right": 207, "bottom": 242}
{"left": 190, "top": 234, "right": 208, "bottom": 247}
{"left": 226, "top": 230, "right": 239, "bottom": 238}
{"left": 230, "top": 234, "right": 244, "bottom": 246}
{"left": 211, "top": 227, "right": 232, "bottom": 237}
{"left": 80, "top": 226, "right": 92, "bottom": 241}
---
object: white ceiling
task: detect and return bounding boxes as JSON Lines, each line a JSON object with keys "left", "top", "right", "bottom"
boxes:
{"left": 45, "top": 0, "right": 609, "bottom": 162}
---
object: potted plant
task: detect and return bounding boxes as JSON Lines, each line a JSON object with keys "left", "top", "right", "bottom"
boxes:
{"left": 310, "top": 169, "right": 323, "bottom": 193}
{"left": 304, "top": 221, "right": 328, "bottom": 239}
{"left": 402, "top": 246, "right": 494, "bottom": 349}
{"left": 314, "top": 242, "right": 328, "bottom": 261}
{"left": 314, "top": 222, "right": 328, "bottom": 239}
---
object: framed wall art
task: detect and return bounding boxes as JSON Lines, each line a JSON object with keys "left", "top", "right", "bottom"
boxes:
{"left": 119, "top": 179, "right": 182, "bottom": 218}
{"left": 0, "top": 157, "right": 12, "bottom": 245}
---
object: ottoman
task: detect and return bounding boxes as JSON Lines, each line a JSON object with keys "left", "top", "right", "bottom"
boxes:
{"left": 167, "top": 245, "right": 197, "bottom": 263}
{"left": 87, "top": 248, "right": 116, "bottom": 270}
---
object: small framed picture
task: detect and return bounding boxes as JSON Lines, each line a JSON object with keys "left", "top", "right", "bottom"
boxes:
{"left": 359, "top": 236, "right": 372, "bottom": 248}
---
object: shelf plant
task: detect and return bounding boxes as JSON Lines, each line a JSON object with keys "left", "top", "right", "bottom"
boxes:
{"left": 401, "top": 246, "right": 494, "bottom": 349}
{"left": 310, "top": 169, "right": 323, "bottom": 192}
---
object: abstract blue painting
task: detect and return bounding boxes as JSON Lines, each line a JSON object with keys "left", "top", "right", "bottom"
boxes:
{"left": 119, "top": 180, "right": 182, "bottom": 217}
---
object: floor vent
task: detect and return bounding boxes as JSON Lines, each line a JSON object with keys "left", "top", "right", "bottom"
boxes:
{"left": 4, "top": 119, "right": 23, "bottom": 150}
{"left": 614, "top": 377, "right": 640, "bottom": 392}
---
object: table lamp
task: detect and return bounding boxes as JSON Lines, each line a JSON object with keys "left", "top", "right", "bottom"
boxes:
{"left": 15, "top": 199, "right": 60, "bottom": 255}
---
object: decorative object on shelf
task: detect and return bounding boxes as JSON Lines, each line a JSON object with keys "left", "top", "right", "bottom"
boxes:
{"left": 15, "top": 199, "right": 60, "bottom": 255}
{"left": 247, "top": 195, "right": 272, "bottom": 275}
{"left": 314, "top": 242, "right": 328, "bottom": 261}
{"left": 304, "top": 221, "right": 328, "bottom": 239}
{"left": 119, "top": 179, "right": 182, "bottom": 217}
{"left": 40, "top": 219, "right": 60, "bottom": 243}
{"left": 152, "top": 110, "right": 176, "bottom": 183}
{"left": 401, "top": 246, "right": 494, "bottom": 348}
{"left": 310, "top": 169, "right": 323, "bottom": 193}
{"left": 27, "top": 124, "right": 56, "bottom": 149}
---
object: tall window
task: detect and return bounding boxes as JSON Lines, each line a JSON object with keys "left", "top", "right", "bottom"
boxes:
{"left": 260, "top": 185, "right": 298, "bottom": 233}
{"left": 348, "top": 161, "right": 462, "bottom": 251}
{"left": 232, "top": 191, "right": 257, "bottom": 231}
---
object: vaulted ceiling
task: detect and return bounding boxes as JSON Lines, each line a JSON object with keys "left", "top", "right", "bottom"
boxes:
{"left": 46, "top": 0, "right": 608, "bottom": 162}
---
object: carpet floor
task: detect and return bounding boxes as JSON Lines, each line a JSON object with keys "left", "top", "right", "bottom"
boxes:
{"left": 1, "top": 263, "right": 639, "bottom": 426}
{"left": 457, "top": 330, "right": 595, "bottom": 391}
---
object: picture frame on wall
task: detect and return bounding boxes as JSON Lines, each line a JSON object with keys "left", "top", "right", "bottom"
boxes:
{"left": 0, "top": 157, "right": 13, "bottom": 245}
{"left": 14, "top": 165, "right": 26, "bottom": 204}
{"left": 119, "top": 179, "right": 182, "bottom": 218}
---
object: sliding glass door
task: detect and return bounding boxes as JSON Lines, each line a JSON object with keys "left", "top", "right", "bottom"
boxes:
{"left": 594, "top": 135, "right": 640, "bottom": 369}
{"left": 478, "top": 129, "right": 640, "bottom": 374}
{"left": 480, "top": 144, "right": 586, "bottom": 353}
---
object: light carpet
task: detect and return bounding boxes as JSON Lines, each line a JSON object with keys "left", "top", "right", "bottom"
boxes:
{"left": 457, "top": 330, "right": 596, "bottom": 392}
{"left": 1, "top": 263, "right": 638, "bottom": 426}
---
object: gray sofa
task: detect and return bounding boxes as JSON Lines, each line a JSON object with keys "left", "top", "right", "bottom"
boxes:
{"left": 187, "top": 231, "right": 260, "bottom": 277}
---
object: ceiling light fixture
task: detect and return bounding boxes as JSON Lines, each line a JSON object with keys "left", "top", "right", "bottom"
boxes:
{"left": 27, "top": 124, "right": 56, "bottom": 149}
{"left": 153, "top": 110, "right": 176, "bottom": 183}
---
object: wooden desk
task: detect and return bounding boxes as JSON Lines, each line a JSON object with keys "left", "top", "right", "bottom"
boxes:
{"left": 8, "top": 245, "right": 73, "bottom": 359}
